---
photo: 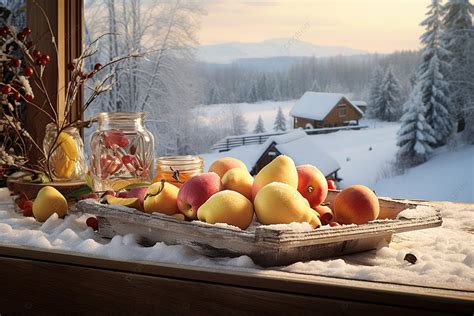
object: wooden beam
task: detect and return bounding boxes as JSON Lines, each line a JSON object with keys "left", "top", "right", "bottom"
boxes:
{"left": 0, "top": 244, "right": 472, "bottom": 315}
{"left": 25, "top": 0, "right": 83, "bottom": 163}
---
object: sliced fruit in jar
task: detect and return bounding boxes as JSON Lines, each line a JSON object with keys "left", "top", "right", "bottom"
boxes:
{"left": 104, "top": 131, "right": 129, "bottom": 148}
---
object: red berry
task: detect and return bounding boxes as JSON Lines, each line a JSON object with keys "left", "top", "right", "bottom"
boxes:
{"left": 21, "top": 27, "right": 32, "bottom": 35}
{"left": 12, "top": 91, "right": 21, "bottom": 101}
{"left": 94, "top": 63, "right": 102, "bottom": 71}
{"left": 23, "top": 200, "right": 33, "bottom": 209}
{"left": 2, "top": 85, "right": 12, "bottom": 94}
{"left": 25, "top": 94, "right": 34, "bottom": 102}
{"left": 23, "top": 206, "right": 33, "bottom": 217}
{"left": 67, "top": 63, "right": 75, "bottom": 71}
{"left": 40, "top": 55, "right": 50, "bottom": 64}
{"left": 23, "top": 67, "right": 34, "bottom": 76}
{"left": 32, "top": 50, "right": 41, "bottom": 58}
{"left": 86, "top": 217, "right": 98, "bottom": 231}
{"left": 10, "top": 58, "right": 21, "bottom": 67}
{"left": 16, "top": 197, "right": 28, "bottom": 209}
{"left": 327, "top": 179, "right": 337, "bottom": 190}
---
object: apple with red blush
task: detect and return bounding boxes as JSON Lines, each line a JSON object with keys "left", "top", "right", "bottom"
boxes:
{"left": 177, "top": 172, "right": 222, "bottom": 219}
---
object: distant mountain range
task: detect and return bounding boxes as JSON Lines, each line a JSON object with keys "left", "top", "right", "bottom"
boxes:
{"left": 196, "top": 38, "right": 367, "bottom": 64}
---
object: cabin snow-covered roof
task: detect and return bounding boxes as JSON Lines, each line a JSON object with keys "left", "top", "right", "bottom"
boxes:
{"left": 290, "top": 92, "right": 345, "bottom": 120}
{"left": 275, "top": 137, "right": 340, "bottom": 177}
{"left": 290, "top": 92, "right": 363, "bottom": 120}
{"left": 352, "top": 100, "right": 367, "bottom": 107}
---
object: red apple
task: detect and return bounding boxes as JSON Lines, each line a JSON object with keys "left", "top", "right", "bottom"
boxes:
{"left": 327, "top": 179, "right": 337, "bottom": 190}
{"left": 177, "top": 172, "right": 222, "bottom": 219}
{"left": 296, "top": 165, "right": 328, "bottom": 208}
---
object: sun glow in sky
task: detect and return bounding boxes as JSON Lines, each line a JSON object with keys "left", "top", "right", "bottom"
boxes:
{"left": 199, "top": 0, "right": 429, "bottom": 53}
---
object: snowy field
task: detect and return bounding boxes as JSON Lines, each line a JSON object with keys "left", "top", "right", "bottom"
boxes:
{"left": 195, "top": 100, "right": 295, "bottom": 132}
{"left": 0, "top": 188, "right": 472, "bottom": 291}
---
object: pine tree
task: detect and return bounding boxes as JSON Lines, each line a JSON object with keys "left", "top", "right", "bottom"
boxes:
{"left": 442, "top": 0, "right": 474, "bottom": 136}
{"left": 368, "top": 66, "right": 384, "bottom": 118}
{"left": 397, "top": 85, "right": 437, "bottom": 165}
{"left": 416, "top": 0, "right": 454, "bottom": 146}
{"left": 254, "top": 115, "right": 266, "bottom": 133}
{"left": 376, "top": 67, "right": 403, "bottom": 121}
{"left": 230, "top": 105, "right": 248, "bottom": 135}
{"left": 273, "top": 106, "right": 287, "bottom": 131}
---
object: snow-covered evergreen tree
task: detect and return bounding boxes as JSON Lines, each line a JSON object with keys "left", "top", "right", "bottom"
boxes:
{"left": 273, "top": 107, "right": 287, "bottom": 131}
{"left": 254, "top": 115, "right": 266, "bottom": 134}
{"left": 442, "top": 0, "right": 474, "bottom": 133}
{"left": 368, "top": 66, "right": 384, "bottom": 118}
{"left": 376, "top": 67, "right": 403, "bottom": 121}
{"left": 229, "top": 105, "right": 248, "bottom": 135}
{"left": 416, "top": 0, "right": 454, "bottom": 146}
{"left": 397, "top": 85, "right": 437, "bottom": 165}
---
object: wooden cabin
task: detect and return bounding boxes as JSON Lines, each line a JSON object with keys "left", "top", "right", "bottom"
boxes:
{"left": 290, "top": 92, "right": 363, "bottom": 129}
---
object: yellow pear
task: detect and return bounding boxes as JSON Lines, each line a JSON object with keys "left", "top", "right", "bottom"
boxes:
{"left": 252, "top": 155, "right": 298, "bottom": 200}
{"left": 197, "top": 190, "right": 254, "bottom": 230}
{"left": 32, "top": 186, "right": 68, "bottom": 222}
{"left": 254, "top": 182, "right": 321, "bottom": 229}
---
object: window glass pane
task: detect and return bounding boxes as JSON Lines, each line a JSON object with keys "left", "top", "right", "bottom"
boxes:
{"left": 0, "top": 0, "right": 26, "bottom": 29}
{"left": 83, "top": 0, "right": 473, "bottom": 209}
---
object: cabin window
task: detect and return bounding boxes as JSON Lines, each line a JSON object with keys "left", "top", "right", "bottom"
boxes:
{"left": 339, "top": 106, "right": 347, "bottom": 117}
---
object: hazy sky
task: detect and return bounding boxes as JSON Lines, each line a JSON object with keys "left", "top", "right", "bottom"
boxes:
{"left": 199, "top": 0, "right": 429, "bottom": 53}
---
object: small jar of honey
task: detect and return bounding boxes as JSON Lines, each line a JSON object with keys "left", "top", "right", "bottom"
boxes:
{"left": 153, "top": 155, "right": 204, "bottom": 187}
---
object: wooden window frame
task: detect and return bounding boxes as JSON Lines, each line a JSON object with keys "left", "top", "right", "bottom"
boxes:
{"left": 338, "top": 106, "right": 347, "bottom": 117}
{"left": 25, "top": 0, "right": 83, "bottom": 163}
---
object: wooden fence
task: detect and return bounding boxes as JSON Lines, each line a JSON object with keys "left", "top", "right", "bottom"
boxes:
{"left": 211, "top": 125, "right": 368, "bottom": 152}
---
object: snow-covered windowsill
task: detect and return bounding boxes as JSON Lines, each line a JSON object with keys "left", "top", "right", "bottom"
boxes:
{"left": 0, "top": 187, "right": 473, "bottom": 293}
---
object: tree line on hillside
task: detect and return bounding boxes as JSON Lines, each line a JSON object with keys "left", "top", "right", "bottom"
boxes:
{"left": 200, "top": 51, "right": 420, "bottom": 106}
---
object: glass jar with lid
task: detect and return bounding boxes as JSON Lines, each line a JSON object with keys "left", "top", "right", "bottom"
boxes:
{"left": 153, "top": 155, "right": 203, "bottom": 188}
{"left": 43, "top": 123, "right": 87, "bottom": 182}
{"left": 89, "top": 112, "right": 154, "bottom": 192}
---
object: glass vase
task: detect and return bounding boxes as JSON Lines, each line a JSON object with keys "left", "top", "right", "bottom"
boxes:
{"left": 89, "top": 112, "right": 155, "bottom": 192}
{"left": 43, "top": 123, "right": 87, "bottom": 182}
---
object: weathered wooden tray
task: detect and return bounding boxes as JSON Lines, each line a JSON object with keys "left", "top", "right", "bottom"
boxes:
{"left": 72, "top": 192, "right": 442, "bottom": 267}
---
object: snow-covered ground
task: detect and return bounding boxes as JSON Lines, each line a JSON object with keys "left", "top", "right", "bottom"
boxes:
{"left": 198, "top": 99, "right": 473, "bottom": 203}
{"left": 0, "top": 188, "right": 472, "bottom": 291}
